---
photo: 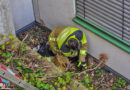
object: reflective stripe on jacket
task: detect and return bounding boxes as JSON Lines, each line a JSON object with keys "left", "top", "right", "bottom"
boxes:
{"left": 57, "top": 27, "right": 79, "bottom": 49}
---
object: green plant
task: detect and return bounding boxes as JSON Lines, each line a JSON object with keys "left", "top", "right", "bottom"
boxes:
{"left": 1, "top": 53, "right": 7, "bottom": 57}
{"left": 80, "top": 74, "right": 93, "bottom": 90}
{"left": 112, "top": 78, "right": 126, "bottom": 90}
{"left": 0, "top": 44, "right": 5, "bottom": 50}
{"left": 1, "top": 35, "right": 6, "bottom": 38}
{"left": 92, "top": 63, "right": 97, "bottom": 68}
{"left": 20, "top": 44, "right": 26, "bottom": 52}
{"left": 95, "top": 69, "right": 103, "bottom": 77}
{"left": 5, "top": 58, "right": 11, "bottom": 63}
{"left": 8, "top": 34, "right": 14, "bottom": 39}
{"left": 7, "top": 52, "right": 12, "bottom": 57}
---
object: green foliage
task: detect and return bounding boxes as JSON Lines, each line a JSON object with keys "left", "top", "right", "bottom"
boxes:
{"left": 5, "top": 58, "right": 11, "bottom": 63}
{"left": 0, "top": 44, "right": 5, "bottom": 50}
{"left": 2, "top": 53, "right": 7, "bottom": 57}
{"left": 1, "top": 35, "right": 6, "bottom": 38}
{"left": 17, "top": 61, "right": 23, "bottom": 66}
{"left": 50, "top": 85, "right": 55, "bottom": 90}
{"left": 1, "top": 52, "right": 12, "bottom": 58}
{"left": 23, "top": 68, "right": 32, "bottom": 74}
{"left": 80, "top": 74, "right": 93, "bottom": 90}
{"left": 14, "top": 46, "right": 18, "bottom": 49}
{"left": 20, "top": 44, "right": 26, "bottom": 52}
{"left": 5, "top": 41, "right": 10, "bottom": 45}
{"left": 15, "top": 86, "right": 25, "bottom": 90}
{"left": 112, "top": 78, "right": 126, "bottom": 90}
{"left": 37, "top": 55, "right": 42, "bottom": 60}
{"left": 16, "top": 67, "right": 22, "bottom": 71}
{"left": 7, "top": 52, "right": 12, "bottom": 57}
{"left": 8, "top": 34, "right": 14, "bottom": 39}
{"left": 95, "top": 69, "right": 103, "bottom": 77}
{"left": 65, "top": 72, "right": 72, "bottom": 83}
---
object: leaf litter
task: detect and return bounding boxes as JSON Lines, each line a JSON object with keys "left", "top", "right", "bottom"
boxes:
{"left": 17, "top": 25, "right": 129, "bottom": 90}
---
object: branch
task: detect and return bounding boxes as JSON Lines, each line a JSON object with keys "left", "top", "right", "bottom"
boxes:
{"left": 46, "top": 60, "right": 104, "bottom": 79}
{"left": 73, "top": 60, "right": 104, "bottom": 75}
{"left": 18, "top": 34, "right": 28, "bottom": 55}
{"left": 21, "top": 34, "right": 29, "bottom": 45}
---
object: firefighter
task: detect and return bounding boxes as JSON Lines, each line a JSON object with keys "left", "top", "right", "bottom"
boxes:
{"left": 48, "top": 26, "right": 88, "bottom": 69}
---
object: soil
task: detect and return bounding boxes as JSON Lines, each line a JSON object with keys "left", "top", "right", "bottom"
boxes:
{"left": 17, "top": 25, "right": 130, "bottom": 90}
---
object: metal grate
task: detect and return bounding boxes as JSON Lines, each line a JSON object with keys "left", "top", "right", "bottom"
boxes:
{"left": 76, "top": 0, "right": 130, "bottom": 43}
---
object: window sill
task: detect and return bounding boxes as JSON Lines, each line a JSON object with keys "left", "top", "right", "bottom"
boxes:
{"left": 73, "top": 15, "right": 130, "bottom": 53}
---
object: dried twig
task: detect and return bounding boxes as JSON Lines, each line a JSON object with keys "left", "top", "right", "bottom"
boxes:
{"left": 12, "top": 57, "right": 25, "bottom": 60}
{"left": 10, "top": 56, "right": 14, "bottom": 71}
{"left": 47, "top": 53, "right": 109, "bottom": 79}
{"left": 73, "top": 60, "right": 104, "bottom": 75}
{"left": 21, "top": 34, "right": 29, "bottom": 44}
{"left": 18, "top": 34, "right": 28, "bottom": 55}
{"left": 74, "top": 53, "right": 108, "bottom": 75}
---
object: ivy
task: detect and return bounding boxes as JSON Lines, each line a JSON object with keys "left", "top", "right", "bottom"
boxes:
{"left": 112, "top": 78, "right": 126, "bottom": 90}
{"left": 5, "top": 58, "right": 11, "bottom": 63}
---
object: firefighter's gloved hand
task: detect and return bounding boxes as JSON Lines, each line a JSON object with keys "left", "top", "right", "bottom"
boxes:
{"left": 77, "top": 61, "right": 87, "bottom": 69}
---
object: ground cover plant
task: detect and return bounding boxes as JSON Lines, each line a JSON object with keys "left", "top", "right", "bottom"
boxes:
{"left": 17, "top": 25, "right": 130, "bottom": 90}
{"left": 0, "top": 34, "right": 77, "bottom": 90}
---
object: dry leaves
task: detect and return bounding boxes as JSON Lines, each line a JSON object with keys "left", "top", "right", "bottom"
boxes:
{"left": 98, "top": 53, "right": 109, "bottom": 68}
{"left": 87, "top": 56, "right": 94, "bottom": 69}
{"left": 51, "top": 54, "right": 71, "bottom": 71}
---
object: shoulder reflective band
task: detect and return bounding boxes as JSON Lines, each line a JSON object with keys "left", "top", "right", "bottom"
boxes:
{"left": 81, "top": 32, "right": 87, "bottom": 44}
{"left": 49, "top": 37, "right": 56, "bottom": 41}
{"left": 57, "top": 27, "right": 79, "bottom": 49}
{"left": 80, "top": 50, "right": 87, "bottom": 55}
{"left": 82, "top": 40, "right": 87, "bottom": 44}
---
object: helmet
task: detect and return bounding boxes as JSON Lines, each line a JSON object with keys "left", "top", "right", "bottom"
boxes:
{"left": 68, "top": 38, "right": 79, "bottom": 50}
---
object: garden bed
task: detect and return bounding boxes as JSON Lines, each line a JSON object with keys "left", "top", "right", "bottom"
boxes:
{"left": 17, "top": 25, "right": 130, "bottom": 90}
{"left": 0, "top": 34, "right": 88, "bottom": 90}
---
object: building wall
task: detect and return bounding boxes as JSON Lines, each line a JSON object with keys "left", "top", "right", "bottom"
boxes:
{"left": 36, "top": 0, "right": 130, "bottom": 80}
{"left": 0, "top": 0, "right": 15, "bottom": 44}
{"left": 9, "top": 0, "right": 35, "bottom": 30}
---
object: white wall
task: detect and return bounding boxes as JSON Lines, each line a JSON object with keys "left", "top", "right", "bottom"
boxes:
{"left": 0, "top": 0, "right": 15, "bottom": 44}
{"left": 9, "top": 0, "right": 35, "bottom": 30}
{"left": 36, "top": 0, "right": 130, "bottom": 80}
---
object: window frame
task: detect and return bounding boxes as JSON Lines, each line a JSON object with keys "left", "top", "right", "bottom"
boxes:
{"left": 73, "top": 7, "right": 130, "bottom": 53}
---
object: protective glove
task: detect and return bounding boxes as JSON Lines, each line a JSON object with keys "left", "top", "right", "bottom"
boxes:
{"left": 77, "top": 61, "right": 87, "bottom": 69}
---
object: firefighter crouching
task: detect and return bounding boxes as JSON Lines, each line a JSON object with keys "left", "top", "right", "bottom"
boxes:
{"left": 48, "top": 26, "right": 88, "bottom": 69}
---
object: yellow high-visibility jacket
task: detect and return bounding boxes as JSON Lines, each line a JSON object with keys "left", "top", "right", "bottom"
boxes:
{"left": 48, "top": 26, "right": 88, "bottom": 62}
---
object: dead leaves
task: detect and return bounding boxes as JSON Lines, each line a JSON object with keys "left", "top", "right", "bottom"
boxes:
{"left": 87, "top": 57, "right": 94, "bottom": 69}
{"left": 106, "top": 73, "right": 114, "bottom": 87}
{"left": 98, "top": 53, "right": 109, "bottom": 68}
{"left": 51, "top": 54, "right": 71, "bottom": 71}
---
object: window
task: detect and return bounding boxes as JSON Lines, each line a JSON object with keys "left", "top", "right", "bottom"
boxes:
{"left": 73, "top": 0, "right": 130, "bottom": 53}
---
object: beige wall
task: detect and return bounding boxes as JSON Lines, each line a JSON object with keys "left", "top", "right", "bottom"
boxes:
{"left": 0, "top": 0, "right": 15, "bottom": 44}
{"left": 35, "top": 0, "right": 130, "bottom": 80}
